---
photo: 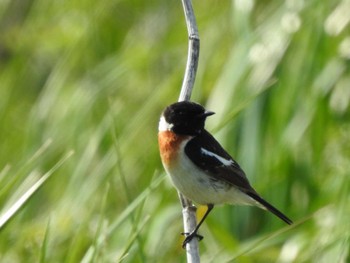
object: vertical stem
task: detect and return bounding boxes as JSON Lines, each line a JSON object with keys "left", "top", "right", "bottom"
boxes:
{"left": 178, "top": 0, "right": 200, "bottom": 102}
{"left": 178, "top": 0, "right": 200, "bottom": 262}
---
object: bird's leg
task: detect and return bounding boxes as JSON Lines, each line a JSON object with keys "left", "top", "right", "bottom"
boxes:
{"left": 182, "top": 204, "right": 214, "bottom": 248}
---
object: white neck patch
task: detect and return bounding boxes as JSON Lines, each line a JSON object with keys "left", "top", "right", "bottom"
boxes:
{"left": 159, "top": 116, "right": 174, "bottom": 131}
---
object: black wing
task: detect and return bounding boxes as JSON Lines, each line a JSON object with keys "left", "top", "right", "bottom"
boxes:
{"left": 185, "top": 130, "right": 293, "bottom": 225}
{"left": 184, "top": 130, "right": 255, "bottom": 192}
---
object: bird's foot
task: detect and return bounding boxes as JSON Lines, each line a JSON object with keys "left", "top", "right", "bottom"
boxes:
{"left": 181, "top": 231, "right": 203, "bottom": 248}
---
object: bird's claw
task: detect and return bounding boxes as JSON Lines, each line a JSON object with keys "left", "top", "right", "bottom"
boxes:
{"left": 181, "top": 231, "right": 203, "bottom": 248}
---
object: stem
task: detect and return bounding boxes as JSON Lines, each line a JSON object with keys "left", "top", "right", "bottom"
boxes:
{"left": 178, "top": 0, "right": 200, "bottom": 102}
{"left": 178, "top": 0, "right": 200, "bottom": 262}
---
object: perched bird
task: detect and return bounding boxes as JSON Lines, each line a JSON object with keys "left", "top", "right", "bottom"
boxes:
{"left": 158, "top": 101, "right": 292, "bottom": 247}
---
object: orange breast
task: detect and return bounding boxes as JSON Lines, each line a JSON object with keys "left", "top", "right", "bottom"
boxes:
{"left": 158, "top": 131, "right": 190, "bottom": 167}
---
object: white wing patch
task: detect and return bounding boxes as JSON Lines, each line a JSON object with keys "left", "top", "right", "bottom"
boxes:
{"left": 200, "top": 148, "right": 234, "bottom": 166}
{"left": 159, "top": 116, "right": 174, "bottom": 131}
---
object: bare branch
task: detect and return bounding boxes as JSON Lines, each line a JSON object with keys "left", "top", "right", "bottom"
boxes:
{"left": 178, "top": 193, "right": 200, "bottom": 262}
{"left": 178, "top": 0, "right": 201, "bottom": 262}
{"left": 178, "top": 0, "right": 200, "bottom": 102}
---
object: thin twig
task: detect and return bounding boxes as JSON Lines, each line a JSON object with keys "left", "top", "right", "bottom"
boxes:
{"left": 178, "top": 0, "right": 200, "bottom": 262}
{"left": 179, "top": 0, "right": 200, "bottom": 102}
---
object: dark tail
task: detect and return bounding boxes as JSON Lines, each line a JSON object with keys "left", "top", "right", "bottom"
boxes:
{"left": 247, "top": 192, "right": 293, "bottom": 225}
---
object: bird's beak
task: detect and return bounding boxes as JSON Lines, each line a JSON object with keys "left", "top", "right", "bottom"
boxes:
{"left": 202, "top": 111, "right": 215, "bottom": 118}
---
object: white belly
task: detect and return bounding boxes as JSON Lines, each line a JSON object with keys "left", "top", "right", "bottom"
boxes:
{"left": 164, "top": 140, "right": 255, "bottom": 206}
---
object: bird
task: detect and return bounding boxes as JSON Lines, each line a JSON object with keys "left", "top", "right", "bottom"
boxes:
{"left": 158, "top": 101, "right": 292, "bottom": 248}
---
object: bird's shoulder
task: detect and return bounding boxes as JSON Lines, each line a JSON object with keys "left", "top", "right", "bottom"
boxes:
{"left": 184, "top": 130, "right": 253, "bottom": 191}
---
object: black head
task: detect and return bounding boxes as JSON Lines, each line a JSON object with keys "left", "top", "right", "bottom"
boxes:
{"left": 159, "top": 101, "right": 215, "bottom": 135}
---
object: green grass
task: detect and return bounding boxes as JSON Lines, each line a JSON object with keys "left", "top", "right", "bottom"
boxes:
{"left": 0, "top": 0, "right": 349, "bottom": 262}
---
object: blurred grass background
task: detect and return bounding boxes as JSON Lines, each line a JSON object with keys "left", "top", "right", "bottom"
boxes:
{"left": 0, "top": 0, "right": 349, "bottom": 262}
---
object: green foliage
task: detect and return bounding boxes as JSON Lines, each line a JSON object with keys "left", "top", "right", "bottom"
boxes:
{"left": 0, "top": 0, "right": 349, "bottom": 262}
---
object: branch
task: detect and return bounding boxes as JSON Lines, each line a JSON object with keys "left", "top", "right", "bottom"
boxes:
{"left": 179, "top": 0, "right": 200, "bottom": 102}
{"left": 178, "top": 0, "right": 200, "bottom": 262}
